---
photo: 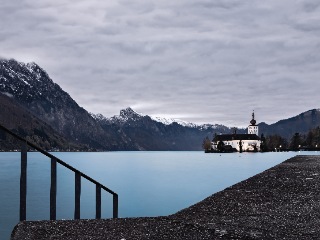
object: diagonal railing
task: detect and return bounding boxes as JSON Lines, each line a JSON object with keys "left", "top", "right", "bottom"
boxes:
{"left": 0, "top": 124, "right": 118, "bottom": 221}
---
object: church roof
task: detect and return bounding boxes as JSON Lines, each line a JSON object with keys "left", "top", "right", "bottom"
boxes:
{"left": 214, "top": 134, "right": 261, "bottom": 141}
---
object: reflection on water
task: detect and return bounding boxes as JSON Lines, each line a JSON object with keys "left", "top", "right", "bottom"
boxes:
{"left": 1, "top": 151, "right": 319, "bottom": 239}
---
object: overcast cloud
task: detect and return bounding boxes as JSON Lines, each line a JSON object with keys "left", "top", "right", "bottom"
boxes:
{"left": 1, "top": 0, "right": 320, "bottom": 127}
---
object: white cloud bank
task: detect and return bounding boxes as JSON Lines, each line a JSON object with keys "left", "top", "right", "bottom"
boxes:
{"left": 1, "top": 0, "right": 320, "bottom": 126}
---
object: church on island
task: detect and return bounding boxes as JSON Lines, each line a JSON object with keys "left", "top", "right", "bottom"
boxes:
{"left": 211, "top": 112, "right": 261, "bottom": 152}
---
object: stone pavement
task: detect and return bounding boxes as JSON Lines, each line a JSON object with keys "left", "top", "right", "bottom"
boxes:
{"left": 11, "top": 155, "right": 320, "bottom": 239}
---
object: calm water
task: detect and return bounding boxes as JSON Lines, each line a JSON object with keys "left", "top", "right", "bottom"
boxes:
{"left": 1, "top": 151, "right": 319, "bottom": 239}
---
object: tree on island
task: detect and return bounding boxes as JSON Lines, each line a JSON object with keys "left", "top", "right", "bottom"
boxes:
{"left": 202, "top": 136, "right": 212, "bottom": 151}
{"left": 264, "top": 134, "right": 288, "bottom": 151}
{"left": 238, "top": 139, "right": 243, "bottom": 153}
{"left": 304, "top": 126, "right": 320, "bottom": 148}
{"left": 289, "top": 132, "right": 303, "bottom": 151}
{"left": 217, "top": 140, "right": 225, "bottom": 152}
{"left": 260, "top": 134, "right": 267, "bottom": 152}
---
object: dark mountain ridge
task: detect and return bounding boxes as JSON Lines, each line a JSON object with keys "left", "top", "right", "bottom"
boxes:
{"left": 1, "top": 58, "right": 319, "bottom": 151}
{"left": 0, "top": 93, "right": 83, "bottom": 151}
{"left": 258, "top": 109, "right": 320, "bottom": 139}
{"left": 0, "top": 59, "right": 231, "bottom": 150}
{"left": 93, "top": 107, "right": 234, "bottom": 150}
{"left": 0, "top": 59, "right": 131, "bottom": 150}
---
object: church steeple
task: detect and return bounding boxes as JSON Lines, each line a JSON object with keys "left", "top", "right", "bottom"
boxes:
{"left": 248, "top": 111, "right": 258, "bottom": 135}
{"left": 250, "top": 111, "right": 256, "bottom": 126}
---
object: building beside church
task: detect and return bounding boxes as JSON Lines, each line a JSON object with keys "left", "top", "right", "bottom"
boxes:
{"left": 212, "top": 112, "right": 261, "bottom": 152}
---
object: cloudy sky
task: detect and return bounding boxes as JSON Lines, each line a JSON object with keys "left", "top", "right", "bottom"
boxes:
{"left": 1, "top": 0, "right": 320, "bottom": 127}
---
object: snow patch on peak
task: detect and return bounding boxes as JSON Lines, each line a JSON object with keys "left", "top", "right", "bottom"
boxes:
{"left": 174, "top": 120, "right": 198, "bottom": 128}
{"left": 26, "top": 62, "right": 37, "bottom": 72}
{"left": 150, "top": 116, "right": 197, "bottom": 128}
{"left": 150, "top": 116, "right": 227, "bottom": 130}
{"left": 120, "top": 107, "right": 142, "bottom": 118}
{"left": 198, "top": 124, "right": 223, "bottom": 130}
{"left": 1, "top": 92, "right": 14, "bottom": 98}
{"left": 117, "top": 107, "right": 143, "bottom": 122}
{"left": 151, "top": 116, "right": 176, "bottom": 125}
{"left": 102, "top": 107, "right": 144, "bottom": 124}
{"left": 26, "top": 62, "right": 45, "bottom": 81}
{"left": 90, "top": 113, "right": 107, "bottom": 121}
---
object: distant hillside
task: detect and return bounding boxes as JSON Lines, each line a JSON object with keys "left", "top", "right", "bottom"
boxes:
{"left": 1, "top": 58, "right": 318, "bottom": 151}
{"left": 0, "top": 58, "right": 232, "bottom": 151}
{"left": 0, "top": 93, "right": 83, "bottom": 151}
{"left": 93, "top": 107, "right": 235, "bottom": 150}
{"left": 259, "top": 109, "right": 320, "bottom": 139}
{"left": 0, "top": 59, "right": 131, "bottom": 150}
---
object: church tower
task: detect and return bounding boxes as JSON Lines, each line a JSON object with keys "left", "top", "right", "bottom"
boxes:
{"left": 248, "top": 111, "right": 258, "bottom": 135}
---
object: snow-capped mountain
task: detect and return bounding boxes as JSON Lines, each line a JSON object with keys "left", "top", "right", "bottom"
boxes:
{"left": 3, "top": 58, "right": 318, "bottom": 151}
{"left": 92, "top": 107, "right": 235, "bottom": 150}
{"left": 150, "top": 116, "right": 198, "bottom": 128}
{"left": 0, "top": 59, "right": 131, "bottom": 150}
{"left": 1, "top": 58, "right": 230, "bottom": 150}
{"left": 93, "top": 108, "right": 197, "bottom": 127}
{"left": 93, "top": 107, "right": 229, "bottom": 131}
{"left": 150, "top": 116, "right": 230, "bottom": 131}
{"left": 91, "top": 108, "right": 145, "bottom": 126}
{"left": 0, "top": 59, "right": 57, "bottom": 103}
{"left": 109, "top": 107, "right": 145, "bottom": 124}
{"left": 91, "top": 107, "right": 226, "bottom": 130}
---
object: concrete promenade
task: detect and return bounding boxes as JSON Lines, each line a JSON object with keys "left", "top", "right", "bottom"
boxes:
{"left": 11, "top": 155, "right": 320, "bottom": 239}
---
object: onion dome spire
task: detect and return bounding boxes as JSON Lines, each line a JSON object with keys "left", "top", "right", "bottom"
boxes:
{"left": 250, "top": 111, "right": 256, "bottom": 125}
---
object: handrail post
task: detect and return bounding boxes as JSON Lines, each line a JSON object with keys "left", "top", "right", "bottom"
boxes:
{"left": 50, "top": 157, "right": 57, "bottom": 220}
{"left": 113, "top": 194, "right": 118, "bottom": 218}
{"left": 20, "top": 141, "right": 27, "bottom": 221}
{"left": 0, "top": 124, "right": 119, "bottom": 222}
{"left": 96, "top": 185, "right": 101, "bottom": 219}
{"left": 74, "top": 171, "right": 81, "bottom": 219}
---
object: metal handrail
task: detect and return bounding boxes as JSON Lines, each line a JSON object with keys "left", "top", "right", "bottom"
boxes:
{"left": 0, "top": 124, "right": 118, "bottom": 221}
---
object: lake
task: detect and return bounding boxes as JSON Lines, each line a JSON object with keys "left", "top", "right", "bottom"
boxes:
{"left": 1, "top": 151, "right": 319, "bottom": 239}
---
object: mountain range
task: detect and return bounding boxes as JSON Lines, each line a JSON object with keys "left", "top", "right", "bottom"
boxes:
{"left": 259, "top": 109, "right": 320, "bottom": 139}
{"left": 0, "top": 58, "right": 319, "bottom": 151}
{"left": 91, "top": 108, "right": 234, "bottom": 150}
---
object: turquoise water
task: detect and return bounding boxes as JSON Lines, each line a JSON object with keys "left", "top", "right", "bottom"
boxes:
{"left": 0, "top": 151, "right": 319, "bottom": 239}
